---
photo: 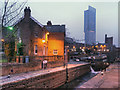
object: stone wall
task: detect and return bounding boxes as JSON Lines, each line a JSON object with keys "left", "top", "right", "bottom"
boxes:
{"left": 67, "top": 64, "right": 90, "bottom": 82}
{"left": 1, "top": 60, "right": 64, "bottom": 76}
{"left": 2, "top": 64, "right": 90, "bottom": 89}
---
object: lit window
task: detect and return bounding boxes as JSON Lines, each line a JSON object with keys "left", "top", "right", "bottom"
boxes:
{"left": 34, "top": 45, "right": 37, "bottom": 55}
{"left": 73, "top": 46, "right": 75, "bottom": 48}
{"left": 80, "top": 47, "right": 82, "bottom": 49}
{"left": 53, "top": 50, "right": 58, "bottom": 55}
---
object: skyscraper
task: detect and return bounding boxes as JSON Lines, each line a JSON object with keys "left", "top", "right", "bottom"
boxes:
{"left": 84, "top": 6, "right": 96, "bottom": 45}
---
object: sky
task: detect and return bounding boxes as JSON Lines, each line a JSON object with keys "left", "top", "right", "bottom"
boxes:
{"left": 1, "top": 0, "right": 118, "bottom": 46}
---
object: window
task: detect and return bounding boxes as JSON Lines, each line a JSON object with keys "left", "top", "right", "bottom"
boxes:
{"left": 53, "top": 50, "right": 58, "bottom": 55}
{"left": 34, "top": 45, "right": 37, "bottom": 55}
{"left": 34, "top": 32, "right": 38, "bottom": 38}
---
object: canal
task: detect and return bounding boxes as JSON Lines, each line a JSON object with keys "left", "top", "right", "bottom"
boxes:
{"left": 56, "top": 60, "right": 108, "bottom": 89}
{"left": 57, "top": 71, "right": 97, "bottom": 89}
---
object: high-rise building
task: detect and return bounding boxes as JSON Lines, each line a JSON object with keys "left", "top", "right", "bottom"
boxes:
{"left": 105, "top": 34, "right": 113, "bottom": 51}
{"left": 84, "top": 6, "right": 96, "bottom": 45}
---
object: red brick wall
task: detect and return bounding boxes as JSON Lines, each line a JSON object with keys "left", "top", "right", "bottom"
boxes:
{"left": 1, "top": 60, "right": 64, "bottom": 76}
{"left": 16, "top": 18, "right": 47, "bottom": 56}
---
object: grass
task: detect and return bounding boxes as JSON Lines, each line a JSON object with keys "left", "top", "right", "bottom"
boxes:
{"left": 0, "top": 59, "right": 8, "bottom": 63}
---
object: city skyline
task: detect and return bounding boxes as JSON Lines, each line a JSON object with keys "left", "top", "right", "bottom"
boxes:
{"left": 0, "top": 1, "right": 118, "bottom": 46}
{"left": 27, "top": 2, "right": 118, "bottom": 46}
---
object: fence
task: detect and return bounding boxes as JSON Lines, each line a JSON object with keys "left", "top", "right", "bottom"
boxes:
{"left": 5, "top": 55, "right": 64, "bottom": 64}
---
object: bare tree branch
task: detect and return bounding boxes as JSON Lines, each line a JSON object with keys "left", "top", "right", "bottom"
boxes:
{"left": 1, "top": 0, "right": 27, "bottom": 27}
{"left": 4, "top": 2, "right": 27, "bottom": 26}
{"left": 6, "top": 2, "right": 25, "bottom": 17}
{"left": 6, "top": 1, "right": 17, "bottom": 14}
{"left": 1, "top": 0, "right": 9, "bottom": 28}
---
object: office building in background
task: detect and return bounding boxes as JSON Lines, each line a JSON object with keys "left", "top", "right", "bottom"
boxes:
{"left": 84, "top": 6, "right": 96, "bottom": 45}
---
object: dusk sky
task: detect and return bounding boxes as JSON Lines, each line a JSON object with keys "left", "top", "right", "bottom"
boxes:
{"left": 27, "top": 1, "right": 118, "bottom": 46}
{"left": 0, "top": 0, "right": 118, "bottom": 46}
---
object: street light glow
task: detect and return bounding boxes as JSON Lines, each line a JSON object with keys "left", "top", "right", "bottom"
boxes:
{"left": 7, "top": 26, "right": 14, "bottom": 31}
{"left": 47, "top": 32, "right": 49, "bottom": 35}
{"left": 1, "top": 39, "right": 4, "bottom": 42}
{"left": 42, "top": 40, "right": 45, "bottom": 43}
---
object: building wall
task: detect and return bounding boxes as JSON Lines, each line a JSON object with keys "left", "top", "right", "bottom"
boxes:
{"left": 48, "top": 32, "right": 64, "bottom": 57}
{"left": 15, "top": 19, "right": 48, "bottom": 57}
{"left": 1, "top": 60, "right": 64, "bottom": 76}
{"left": 85, "top": 31, "right": 96, "bottom": 45}
{"left": 105, "top": 34, "right": 113, "bottom": 51}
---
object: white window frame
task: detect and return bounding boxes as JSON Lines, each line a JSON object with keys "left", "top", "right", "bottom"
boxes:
{"left": 53, "top": 50, "right": 58, "bottom": 55}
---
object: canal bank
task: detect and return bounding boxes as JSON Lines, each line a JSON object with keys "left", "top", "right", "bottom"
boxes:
{"left": 1, "top": 63, "right": 90, "bottom": 89}
{"left": 79, "top": 62, "right": 119, "bottom": 88}
{"left": 57, "top": 72, "right": 97, "bottom": 89}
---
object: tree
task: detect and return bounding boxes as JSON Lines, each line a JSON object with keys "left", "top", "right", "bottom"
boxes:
{"left": 0, "top": 0, "right": 27, "bottom": 62}
{"left": 0, "top": 0, "right": 27, "bottom": 28}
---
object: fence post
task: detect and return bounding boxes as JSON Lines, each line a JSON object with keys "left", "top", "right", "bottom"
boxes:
{"left": 20, "top": 56, "right": 23, "bottom": 63}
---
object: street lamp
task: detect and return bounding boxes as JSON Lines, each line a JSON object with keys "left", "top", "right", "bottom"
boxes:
{"left": 1, "top": 39, "right": 4, "bottom": 42}
{"left": 7, "top": 26, "right": 14, "bottom": 31}
{"left": 42, "top": 40, "right": 45, "bottom": 43}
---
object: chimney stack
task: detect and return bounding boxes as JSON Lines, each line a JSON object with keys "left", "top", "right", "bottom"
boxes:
{"left": 47, "top": 21, "right": 52, "bottom": 26}
{"left": 24, "top": 7, "right": 31, "bottom": 18}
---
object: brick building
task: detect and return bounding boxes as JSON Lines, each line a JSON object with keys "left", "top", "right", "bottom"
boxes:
{"left": 45, "top": 21, "right": 65, "bottom": 56}
{"left": 12, "top": 7, "right": 65, "bottom": 62}
{"left": 13, "top": 7, "right": 49, "bottom": 57}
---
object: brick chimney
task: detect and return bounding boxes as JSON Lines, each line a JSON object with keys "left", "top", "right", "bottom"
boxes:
{"left": 24, "top": 7, "right": 31, "bottom": 18}
{"left": 47, "top": 21, "right": 52, "bottom": 26}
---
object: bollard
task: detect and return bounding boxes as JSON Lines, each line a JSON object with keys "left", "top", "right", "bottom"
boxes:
{"left": 20, "top": 56, "right": 23, "bottom": 63}
{"left": 25, "top": 56, "right": 29, "bottom": 63}
{"left": 101, "top": 71, "right": 104, "bottom": 75}
{"left": 16, "top": 56, "right": 19, "bottom": 63}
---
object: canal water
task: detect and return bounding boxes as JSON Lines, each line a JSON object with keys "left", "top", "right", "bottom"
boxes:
{"left": 56, "top": 60, "right": 104, "bottom": 89}
{"left": 57, "top": 71, "right": 97, "bottom": 89}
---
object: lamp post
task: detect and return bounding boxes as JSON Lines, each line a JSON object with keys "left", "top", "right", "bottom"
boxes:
{"left": 64, "top": 46, "right": 69, "bottom": 84}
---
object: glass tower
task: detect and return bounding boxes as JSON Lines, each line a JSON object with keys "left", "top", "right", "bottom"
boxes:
{"left": 84, "top": 6, "right": 96, "bottom": 45}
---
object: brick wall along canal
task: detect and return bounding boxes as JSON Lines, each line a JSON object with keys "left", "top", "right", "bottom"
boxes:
{"left": 57, "top": 70, "right": 97, "bottom": 89}
{"left": 57, "top": 62, "right": 112, "bottom": 89}
{"left": 1, "top": 64, "right": 90, "bottom": 89}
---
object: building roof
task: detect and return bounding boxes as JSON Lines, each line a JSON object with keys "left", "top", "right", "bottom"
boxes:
{"left": 13, "top": 16, "right": 44, "bottom": 28}
{"left": 12, "top": 16, "right": 24, "bottom": 26}
{"left": 45, "top": 25, "right": 65, "bottom": 33}
{"left": 30, "top": 16, "right": 43, "bottom": 27}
